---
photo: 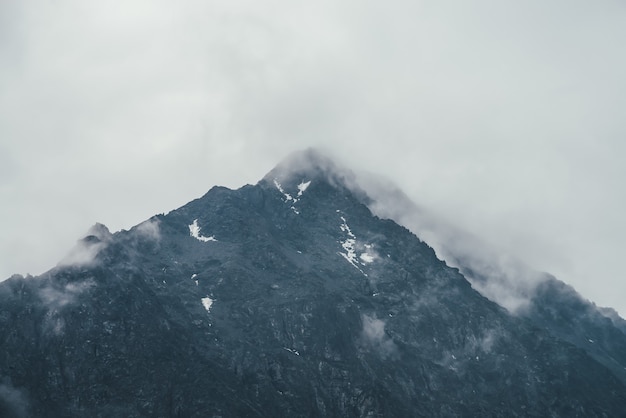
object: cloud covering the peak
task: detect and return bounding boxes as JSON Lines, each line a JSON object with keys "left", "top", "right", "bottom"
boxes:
{"left": 1, "top": 0, "right": 625, "bottom": 315}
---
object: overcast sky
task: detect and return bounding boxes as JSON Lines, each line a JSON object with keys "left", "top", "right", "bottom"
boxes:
{"left": 1, "top": 0, "right": 625, "bottom": 315}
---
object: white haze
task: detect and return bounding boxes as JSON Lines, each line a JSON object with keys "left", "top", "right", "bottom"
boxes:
{"left": 1, "top": 1, "right": 625, "bottom": 316}
{"left": 0, "top": 379, "right": 29, "bottom": 418}
{"left": 361, "top": 314, "right": 397, "bottom": 359}
{"left": 359, "top": 171, "right": 547, "bottom": 314}
{"left": 133, "top": 218, "right": 162, "bottom": 242}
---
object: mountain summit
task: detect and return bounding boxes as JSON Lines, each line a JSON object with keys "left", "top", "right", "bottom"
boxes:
{"left": 1, "top": 150, "right": 625, "bottom": 417}
{"left": 263, "top": 148, "right": 357, "bottom": 188}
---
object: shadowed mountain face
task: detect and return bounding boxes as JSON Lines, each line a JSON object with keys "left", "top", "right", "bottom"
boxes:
{"left": 1, "top": 149, "right": 626, "bottom": 417}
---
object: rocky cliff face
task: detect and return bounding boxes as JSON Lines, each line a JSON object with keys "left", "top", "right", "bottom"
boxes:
{"left": 1, "top": 150, "right": 625, "bottom": 417}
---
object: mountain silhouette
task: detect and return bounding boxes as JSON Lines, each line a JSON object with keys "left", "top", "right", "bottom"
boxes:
{"left": 1, "top": 149, "right": 625, "bottom": 417}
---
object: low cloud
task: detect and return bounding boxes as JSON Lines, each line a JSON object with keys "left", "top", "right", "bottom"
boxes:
{"left": 267, "top": 151, "right": 575, "bottom": 316}
{"left": 467, "top": 328, "right": 501, "bottom": 355}
{"left": 134, "top": 217, "right": 161, "bottom": 241}
{"left": 361, "top": 314, "right": 397, "bottom": 359}
{"left": 443, "top": 244, "right": 547, "bottom": 314}
{"left": 58, "top": 224, "right": 112, "bottom": 268}
{"left": 58, "top": 242, "right": 105, "bottom": 267}
{"left": 264, "top": 148, "right": 364, "bottom": 193}
{"left": 39, "top": 279, "right": 95, "bottom": 310}
{"left": 357, "top": 242, "right": 379, "bottom": 264}
{"left": 0, "top": 379, "right": 30, "bottom": 418}
{"left": 357, "top": 173, "right": 546, "bottom": 314}
{"left": 38, "top": 278, "right": 95, "bottom": 336}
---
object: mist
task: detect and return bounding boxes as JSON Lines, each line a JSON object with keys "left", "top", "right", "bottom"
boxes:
{"left": 0, "top": 378, "right": 29, "bottom": 418}
{"left": 360, "top": 314, "right": 398, "bottom": 359}
{"left": 356, "top": 172, "right": 542, "bottom": 313}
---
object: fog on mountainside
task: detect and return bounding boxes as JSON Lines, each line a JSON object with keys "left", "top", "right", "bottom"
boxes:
{"left": 306, "top": 154, "right": 610, "bottom": 319}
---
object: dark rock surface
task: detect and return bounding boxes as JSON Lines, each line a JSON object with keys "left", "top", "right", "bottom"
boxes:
{"left": 523, "top": 276, "right": 626, "bottom": 386}
{"left": 1, "top": 149, "right": 625, "bottom": 417}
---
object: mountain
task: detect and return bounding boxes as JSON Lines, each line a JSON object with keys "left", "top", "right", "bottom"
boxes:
{"left": 362, "top": 172, "right": 626, "bottom": 388}
{"left": 1, "top": 149, "right": 625, "bottom": 417}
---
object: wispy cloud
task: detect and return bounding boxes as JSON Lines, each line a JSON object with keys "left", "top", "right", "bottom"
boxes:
{"left": 361, "top": 314, "right": 397, "bottom": 359}
{"left": 57, "top": 242, "right": 106, "bottom": 268}
{"left": 134, "top": 217, "right": 161, "bottom": 241}
{"left": 0, "top": 378, "right": 30, "bottom": 418}
{"left": 39, "top": 279, "right": 95, "bottom": 310}
{"left": 359, "top": 173, "right": 547, "bottom": 314}
{"left": 57, "top": 224, "right": 112, "bottom": 268}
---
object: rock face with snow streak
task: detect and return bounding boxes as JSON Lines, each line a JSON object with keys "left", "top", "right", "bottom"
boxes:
{"left": 1, "top": 149, "right": 625, "bottom": 417}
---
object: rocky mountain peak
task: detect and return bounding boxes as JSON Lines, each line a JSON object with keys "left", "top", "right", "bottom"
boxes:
{"left": 1, "top": 151, "right": 626, "bottom": 417}
{"left": 83, "top": 222, "right": 112, "bottom": 243}
{"left": 263, "top": 148, "right": 338, "bottom": 180}
{"left": 260, "top": 148, "right": 371, "bottom": 208}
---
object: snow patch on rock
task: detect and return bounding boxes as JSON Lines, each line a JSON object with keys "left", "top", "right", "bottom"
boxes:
{"left": 274, "top": 179, "right": 295, "bottom": 202}
{"left": 274, "top": 178, "right": 310, "bottom": 214}
{"left": 189, "top": 219, "right": 217, "bottom": 242}
{"left": 201, "top": 297, "right": 214, "bottom": 313}
{"left": 297, "top": 180, "right": 311, "bottom": 197}
{"left": 339, "top": 216, "right": 368, "bottom": 276}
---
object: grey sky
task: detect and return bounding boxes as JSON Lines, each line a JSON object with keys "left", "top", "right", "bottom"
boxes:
{"left": 1, "top": 1, "right": 625, "bottom": 315}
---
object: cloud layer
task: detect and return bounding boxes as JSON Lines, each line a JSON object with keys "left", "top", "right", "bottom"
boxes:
{"left": 1, "top": 1, "right": 625, "bottom": 315}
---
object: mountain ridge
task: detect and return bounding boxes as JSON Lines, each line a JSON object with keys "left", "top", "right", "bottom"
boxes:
{"left": 1, "top": 149, "right": 625, "bottom": 417}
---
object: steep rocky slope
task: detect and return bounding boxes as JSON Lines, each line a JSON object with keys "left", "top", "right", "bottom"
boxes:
{"left": 1, "top": 150, "right": 625, "bottom": 417}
